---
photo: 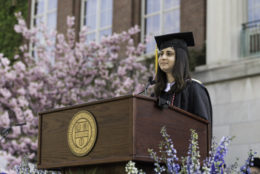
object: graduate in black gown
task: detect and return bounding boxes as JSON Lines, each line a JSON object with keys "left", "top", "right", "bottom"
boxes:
{"left": 153, "top": 32, "right": 212, "bottom": 123}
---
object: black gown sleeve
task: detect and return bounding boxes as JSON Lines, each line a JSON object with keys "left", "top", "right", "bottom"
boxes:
{"left": 190, "top": 82, "right": 212, "bottom": 123}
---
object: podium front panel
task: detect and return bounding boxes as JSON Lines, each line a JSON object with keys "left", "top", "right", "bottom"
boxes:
{"left": 38, "top": 97, "right": 134, "bottom": 169}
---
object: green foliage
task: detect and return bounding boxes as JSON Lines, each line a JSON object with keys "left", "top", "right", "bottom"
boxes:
{"left": 0, "top": 0, "right": 28, "bottom": 62}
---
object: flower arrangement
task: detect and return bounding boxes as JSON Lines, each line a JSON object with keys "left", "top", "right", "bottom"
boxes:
{"left": 125, "top": 127, "right": 256, "bottom": 174}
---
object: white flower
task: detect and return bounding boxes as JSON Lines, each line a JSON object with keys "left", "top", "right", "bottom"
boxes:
{"left": 125, "top": 161, "right": 140, "bottom": 174}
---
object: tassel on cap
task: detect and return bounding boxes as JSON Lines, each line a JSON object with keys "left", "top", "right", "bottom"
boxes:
{"left": 155, "top": 46, "right": 158, "bottom": 74}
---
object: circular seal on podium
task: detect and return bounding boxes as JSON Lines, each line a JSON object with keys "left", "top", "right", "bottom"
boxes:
{"left": 67, "top": 110, "right": 97, "bottom": 156}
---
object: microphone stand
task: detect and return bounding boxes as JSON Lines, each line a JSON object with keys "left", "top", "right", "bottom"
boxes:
{"left": 0, "top": 122, "right": 26, "bottom": 142}
{"left": 137, "top": 77, "right": 169, "bottom": 109}
{"left": 138, "top": 76, "right": 155, "bottom": 95}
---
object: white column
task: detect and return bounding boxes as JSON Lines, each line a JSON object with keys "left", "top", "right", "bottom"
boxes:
{"left": 206, "top": 0, "right": 247, "bottom": 66}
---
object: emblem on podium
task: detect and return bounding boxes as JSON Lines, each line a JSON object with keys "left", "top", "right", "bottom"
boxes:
{"left": 67, "top": 110, "right": 97, "bottom": 156}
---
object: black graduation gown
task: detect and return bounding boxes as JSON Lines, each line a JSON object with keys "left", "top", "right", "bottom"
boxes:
{"left": 159, "top": 80, "right": 212, "bottom": 123}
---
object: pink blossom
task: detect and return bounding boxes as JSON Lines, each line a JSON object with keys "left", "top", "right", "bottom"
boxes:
{"left": 67, "top": 16, "right": 75, "bottom": 27}
{"left": 30, "top": 141, "right": 38, "bottom": 151}
{"left": 123, "top": 77, "right": 134, "bottom": 87}
{"left": 5, "top": 71, "right": 16, "bottom": 80}
{"left": 0, "top": 112, "right": 10, "bottom": 127}
{"left": 0, "top": 88, "right": 12, "bottom": 99}
{"left": 14, "top": 54, "right": 19, "bottom": 60}
{"left": 28, "top": 82, "right": 39, "bottom": 96}
{"left": 6, "top": 155, "right": 21, "bottom": 169}
{"left": 0, "top": 57, "right": 10, "bottom": 67}
{"left": 17, "top": 96, "right": 29, "bottom": 107}
{"left": 14, "top": 24, "right": 22, "bottom": 33}
{"left": 118, "top": 67, "right": 127, "bottom": 76}
{"left": 9, "top": 126, "right": 21, "bottom": 138}
{"left": 14, "top": 62, "right": 26, "bottom": 71}
{"left": 28, "top": 153, "right": 35, "bottom": 160}
{"left": 0, "top": 15, "right": 151, "bottom": 170}
{"left": 17, "top": 88, "right": 26, "bottom": 95}
{"left": 24, "top": 109, "right": 34, "bottom": 122}
{"left": 9, "top": 98, "right": 18, "bottom": 107}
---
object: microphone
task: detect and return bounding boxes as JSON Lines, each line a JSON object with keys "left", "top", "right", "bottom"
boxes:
{"left": 148, "top": 76, "right": 156, "bottom": 85}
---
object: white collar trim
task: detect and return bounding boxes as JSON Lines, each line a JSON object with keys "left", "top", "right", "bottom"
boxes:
{"left": 164, "top": 82, "right": 175, "bottom": 92}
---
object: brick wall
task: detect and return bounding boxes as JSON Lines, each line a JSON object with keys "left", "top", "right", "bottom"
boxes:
{"left": 181, "top": 0, "right": 206, "bottom": 50}
{"left": 56, "top": 0, "right": 81, "bottom": 39}
{"left": 112, "top": 0, "right": 141, "bottom": 44}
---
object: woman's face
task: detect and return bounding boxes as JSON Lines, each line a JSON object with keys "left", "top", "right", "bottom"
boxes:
{"left": 158, "top": 47, "right": 176, "bottom": 73}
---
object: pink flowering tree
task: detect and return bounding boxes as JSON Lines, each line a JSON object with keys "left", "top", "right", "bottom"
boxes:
{"left": 0, "top": 12, "right": 152, "bottom": 168}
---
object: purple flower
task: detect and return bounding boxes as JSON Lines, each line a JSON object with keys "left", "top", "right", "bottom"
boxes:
{"left": 240, "top": 150, "right": 256, "bottom": 174}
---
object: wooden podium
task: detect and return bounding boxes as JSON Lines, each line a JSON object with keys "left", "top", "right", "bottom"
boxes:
{"left": 37, "top": 95, "right": 210, "bottom": 173}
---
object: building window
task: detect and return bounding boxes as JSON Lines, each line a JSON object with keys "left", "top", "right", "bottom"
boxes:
{"left": 30, "top": 0, "right": 57, "bottom": 61}
{"left": 248, "top": 0, "right": 260, "bottom": 22}
{"left": 31, "top": 0, "right": 57, "bottom": 31}
{"left": 141, "top": 0, "right": 180, "bottom": 53}
{"left": 241, "top": 0, "right": 260, "bottom": 57}
{"left": 81, "top": 0, "right": 113, "bottom": 42}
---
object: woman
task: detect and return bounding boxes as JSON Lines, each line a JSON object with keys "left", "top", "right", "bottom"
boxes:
{"left": 154, "top": 32, "right": 212, "bottom": 122}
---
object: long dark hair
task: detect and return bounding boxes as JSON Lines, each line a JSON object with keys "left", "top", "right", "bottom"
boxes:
{"left": 154, "top": 47, "right": 191, "bottom": 97}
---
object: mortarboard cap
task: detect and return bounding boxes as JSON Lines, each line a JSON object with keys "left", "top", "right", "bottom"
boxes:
{"left": 154, "top": 32, "right": 195, "bottom": 50}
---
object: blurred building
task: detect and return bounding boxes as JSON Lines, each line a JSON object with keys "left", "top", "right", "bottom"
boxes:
{"left": 193, "top": 0, "right": 260, "bottom": 165}
{"left": 28, "top": 0, "right": 206, "bottom": 52}
{"left": 27, "top": 0, "right": 260, "bottom": 166}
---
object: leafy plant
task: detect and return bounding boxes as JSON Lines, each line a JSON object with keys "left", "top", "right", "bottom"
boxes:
{"left": 0, "top": 0, "right": 28, "bottom": 62}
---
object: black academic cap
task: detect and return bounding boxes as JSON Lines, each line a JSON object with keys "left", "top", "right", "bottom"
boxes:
{"left": 154, "top": 32, "right": 195, "bottom": 50}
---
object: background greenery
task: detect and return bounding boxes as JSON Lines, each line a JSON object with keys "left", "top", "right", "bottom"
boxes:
{"left": 0, "top": 0, "right": 28, "bottom": 63}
